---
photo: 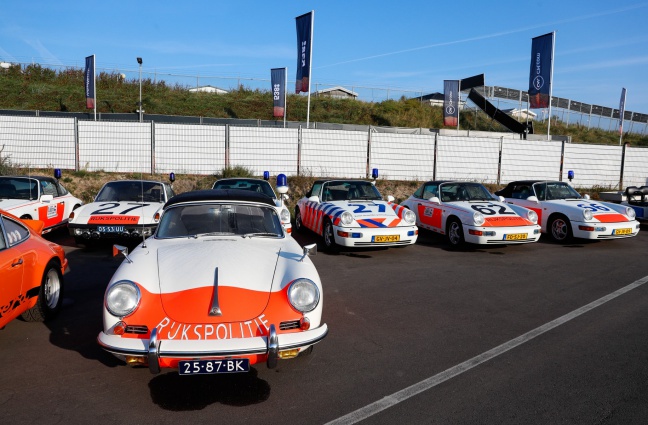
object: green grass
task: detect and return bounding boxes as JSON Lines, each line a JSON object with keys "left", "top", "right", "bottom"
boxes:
{"left": 0, "top": 63, "right": 646, "bottom": 146}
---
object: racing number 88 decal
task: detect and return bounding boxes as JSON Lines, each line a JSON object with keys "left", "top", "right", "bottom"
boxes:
{"left": 470, "top": 204, "right": 515, "bottom": 215}
{"left": 576, "top": 203, "right": 611, "bottom": 212}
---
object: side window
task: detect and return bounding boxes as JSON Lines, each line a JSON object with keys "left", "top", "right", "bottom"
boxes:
{"left": 422, "top": 184, "right": 438, "bottom": 199}
{"left": 413, "top": 185, "right": 424, "bottom": 199}
{"left": 165, "top": 185, "right": 175, "bottom": 201}
{"left": 41, "top": 181, "right": 58, "bottom": 197}
{"left": 0, "top": 217, "right": 7, "bottom": 250}
{"left": 3, "top": 217, "right": 30, "bottom": 247}
{"left": 56, "top": 182, "right": 69, "bottom": 196}
{"left": 308, "top": 183, "right": 322, "bottom": 199}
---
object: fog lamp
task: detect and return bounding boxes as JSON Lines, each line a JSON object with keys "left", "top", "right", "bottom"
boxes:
{"left": 279, "top": 349, "right": 300, "bottom": 359}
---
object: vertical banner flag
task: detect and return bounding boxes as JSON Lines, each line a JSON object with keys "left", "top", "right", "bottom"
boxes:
{"left": 528, "top": 32, "right": 553, "bottom": 109}
{"left": 84, "top": 55, "right": 95, "bottom": 109}
{"left": 443, "top": 80, "right": 460, "bottom": 127}
{"left": 271, "top": 68, "right": 286, "bottom": 118}
{"left": 295, "top": 12, "right": 312, "bottom": 93}
{"left": 618, "top": 88, "right": 627, "bottom": 135}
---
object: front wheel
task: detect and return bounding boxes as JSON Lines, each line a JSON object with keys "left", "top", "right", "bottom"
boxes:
{"left": 549, "top": 215, "right": 573, "bottom": 243}
{"left": 21, "top": 261, "right": 64, "bottom": 322}
{"left": 294, "top": 208, "right": 303, "bottom": 233}
{"left": 322, "top": 219, "right": 338, "bottom": 252}
{"left": 446, "top": 218, "right": 465, "bottom": 248}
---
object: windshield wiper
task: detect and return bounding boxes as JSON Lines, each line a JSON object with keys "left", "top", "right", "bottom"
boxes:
{"left": 191, "top": 232, "right": 235, "bottom": 238}
{"left": 242, "top": 232, "right": 280, "bottom": 238}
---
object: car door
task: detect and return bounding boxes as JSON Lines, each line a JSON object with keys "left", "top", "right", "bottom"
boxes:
{"left": 38, "top": 179, "right": 65, "bottom": 228}
{"left": 413, "top": 183, "right": 443, "bottom": 232}
{"left": 0, "top": 215, "right": 26, "bottom": 327}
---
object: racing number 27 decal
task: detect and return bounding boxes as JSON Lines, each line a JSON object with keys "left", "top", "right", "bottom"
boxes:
{"left": 347, "top": 203, "right": 385, "bottom": 214}
{"left": 91, "top": 203, "right": 150, "bottom": 215}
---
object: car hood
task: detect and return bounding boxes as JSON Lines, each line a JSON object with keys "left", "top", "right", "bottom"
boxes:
{"left": 156, "top": 239, "right": 280, "bottom": 323}
{"left": 324, "top": 200, "right": 403, "bottom": 227}
{"left": 446, "top": 200, "right": 535, "bottom": 226}
{"left": 543, "top": 199, "right": 631, "bottom": 222}
{"left": 71, "top": 201, "right": 164, "bottom": 225}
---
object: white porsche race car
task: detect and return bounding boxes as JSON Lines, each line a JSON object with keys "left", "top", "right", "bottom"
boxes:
{"left": 97, "top": 189, "right": 327, "bottom": 375}
{"left": 0, "top": 171, "right": 83, "bottom": 234}
{"left": 401, "top": 181, "right": 541, "bottom": 247}
{"left": 294, "top": 179, "right": 418, "bottom": 250}
{"left": 68, "top": 177, "right": 175, "bottom": 245}
{"left": 496, "top": 180, "right": 640, "bottom": 242}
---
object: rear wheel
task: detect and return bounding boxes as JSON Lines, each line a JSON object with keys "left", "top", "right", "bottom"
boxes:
{"left": 21, "top": 261, "right": 64, "bottom": 322}
{"left": 549, "top": 215, "right": 573, "bottom": 243}
{"left": 446, "top": 218, "right": 465, "bottom": 248}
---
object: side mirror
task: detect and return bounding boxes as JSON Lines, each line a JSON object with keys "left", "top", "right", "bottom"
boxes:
{"left": 526, "top": 196, "right": 539, "bottom": 203}
{"left": 308, "top": 195, "right": 320, "bottom": 203}
{"left": 583, "top": 194, "right": 590, "bottom": 200}
{"left": 387, "top": 195, "right": 395, "bottom": 203}
{"left": 112, "top": 244, "right": 133, "bottom": 263}
{"left": 429, "top": 196, "right": 441, "bottom": 204}
{"left": 40, "top": 194, "right": 54, "bottom": 203}
{"left": 498, "top": 195, "right": 505, "bottom": 202}
{"left": 300, "top": 243, "right": 317, "bottom": 262}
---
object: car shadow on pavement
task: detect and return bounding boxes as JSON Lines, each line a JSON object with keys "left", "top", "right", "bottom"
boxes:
{"left": 148, "top": 368, "right": 270, "bottom": 410}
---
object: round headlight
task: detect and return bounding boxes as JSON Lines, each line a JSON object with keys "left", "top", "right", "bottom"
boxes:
{"left": 473, "top": 211, "right": 485, "bottom": 226}
{"left": 105, "top": 281, "right": 141, "bottom": 317}
{"left": 527, "top": 210, "right": 538, "bottom": 224}
{"left": 280, "top": 208, "right": 291, "bottom": 223}
{"left": 582, "top": 209, "right": 593, "bottom": 221}
{"left": 403, "top": 209, "right": 416, "bottom": 224}
{"left": 626, "top": 207, "right": 636, "bottom": 219}
{"left": 340, "top": 211, "right": 354, "bottom": 226}
{"left": 288, "top": 279, "right": 320, "bottom": 313}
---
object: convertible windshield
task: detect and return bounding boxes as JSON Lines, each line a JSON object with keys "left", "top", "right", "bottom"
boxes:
{"left": 0, "top": 177, "right": 39, "bottom": 200}
{"left": 156, "top": 203, "right": 283, "bottom": 238}
{"left": 212, "top": 179, "right": 276, "bottom": 199}
{"left": 321, "top": 181, "right": 382, "bottom": 202}
{"left": 532, "top": 182, "right": 582, "bottom": 200}
{"left": 96, "top": 181, "right": 165, "bottom": 203}
{"left": 439, "top": 183, "right": 495, "bottom": 202}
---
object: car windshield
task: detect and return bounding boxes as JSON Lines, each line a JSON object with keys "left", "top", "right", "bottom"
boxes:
{"left": 439, "top": 183, "right": 495, "bottom": 202}
{"left": 533, "top": 182, "right": 582, "bottom": 200}
{"left": 156, "top": 203, "right": 283, "bottom": 239}
{"left": 95, "top": 181, "right": 165, "bottom": 203}
{"left": 0, "top": 177, "right": 39, "bottom": 200}
{"left": 212, "top": 179, "right": 276, "bottom": 199}
{"left": 321, "top": 181, "right": 382, "bottom": 201}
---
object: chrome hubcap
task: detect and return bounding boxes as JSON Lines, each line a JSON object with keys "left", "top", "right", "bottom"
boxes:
{"left": 44, "top": 268, "right": 61, "bottom": 309}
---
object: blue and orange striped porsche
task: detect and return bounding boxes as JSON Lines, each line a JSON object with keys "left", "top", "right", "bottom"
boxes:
{"left": 294, "top": 179, "right": 418, "bottom": 251}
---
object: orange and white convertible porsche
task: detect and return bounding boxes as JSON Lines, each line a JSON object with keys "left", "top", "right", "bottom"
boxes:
{"left": 98, "top": 189, "right": 327, "bottom": 375}
{"left": 0, "top": 209, "right": 67, "bottom": 329}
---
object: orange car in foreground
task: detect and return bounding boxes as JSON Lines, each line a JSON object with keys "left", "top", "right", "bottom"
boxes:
{"left": 0, "top": 209, "right": 67, "bottom": 329}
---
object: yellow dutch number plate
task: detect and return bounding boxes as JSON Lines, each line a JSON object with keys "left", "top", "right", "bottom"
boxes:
{"left": 374, "top": 235, "right": 400, "bottom": 242}
{"left": 504, "top": 233, "right": 527, "bottom": 240}
{"left": 614, "top": 228, "right": 632, "bottom": 235}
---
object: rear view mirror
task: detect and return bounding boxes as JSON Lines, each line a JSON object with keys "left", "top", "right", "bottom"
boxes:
{"left": 300, "top": 243, "right": 317, "bottom": 262}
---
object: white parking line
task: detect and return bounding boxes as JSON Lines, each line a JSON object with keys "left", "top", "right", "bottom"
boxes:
{"left": 325, "top": 275, "right": 648, "bottom": 425}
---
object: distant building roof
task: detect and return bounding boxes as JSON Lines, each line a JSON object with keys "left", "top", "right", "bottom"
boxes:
{"left": 414, "top": 92, "right": 444, "bottom": 102}
{"left": 313, "top": 86, "right": 358, "bottom": 99}
{"left": 503, "top": 108, "right": 537, "bottom": 119}
{"left": 188, "top": 85, "right": 228, "bottom": 94}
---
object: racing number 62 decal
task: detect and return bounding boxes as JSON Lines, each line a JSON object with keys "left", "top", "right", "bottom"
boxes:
{"left": 470, "top": 204, "right": 515, "bottom": 215}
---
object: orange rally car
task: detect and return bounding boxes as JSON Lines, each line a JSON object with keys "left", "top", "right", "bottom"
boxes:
{"left": 0, "top": 209, "right": 67, "bottom": 329}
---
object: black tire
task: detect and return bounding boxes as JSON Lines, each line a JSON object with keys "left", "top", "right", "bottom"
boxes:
{"left": 20, "top": 214, "right": 32, "bottom": 220}
{"left": 446, "top": 218, "right": 465, "bottom": 248}
{"left": 21, "top": 261, "right": 64, "bottom": 322}
{"left": 298, "top": 345, "right": 314, "bottom": 357}
{"left": 294, "top": 208, "right": 304, "bottom": 233}
{"left": 549, "top": 215, "right": 573, "bottom": 243}
{"left": 322, "top": 219, "right": 338, "bottom": 252}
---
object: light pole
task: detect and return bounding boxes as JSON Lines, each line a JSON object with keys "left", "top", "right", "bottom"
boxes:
{"left": 137, "top": 57, "right": 143, "bottom": 122}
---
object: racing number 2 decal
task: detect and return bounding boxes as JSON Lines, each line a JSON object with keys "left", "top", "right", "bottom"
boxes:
{"left": 91, "top": 203, "right": 150, "bottom": 215}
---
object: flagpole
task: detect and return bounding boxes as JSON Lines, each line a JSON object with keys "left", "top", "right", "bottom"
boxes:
{"left": 619, "top": 88, "right": 627, "bottom": 146}
{"left": 457, "top": 80, "right": 461, "bottom": 130}
{"left": 306, "top": 10, "right": 314, "bottom": 129}
{"left": 547, "top": 31, "right": 555, "bottom": 140}
{"left": 284, "top": 67, "right": 288, "bottom": 128}
{"left": 93, "top": 55, "right": 97, "bottom": 121}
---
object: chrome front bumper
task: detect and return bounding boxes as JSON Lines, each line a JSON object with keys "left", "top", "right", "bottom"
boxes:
{"left": 97, "top": 323, "right": 328, "bottom": 374}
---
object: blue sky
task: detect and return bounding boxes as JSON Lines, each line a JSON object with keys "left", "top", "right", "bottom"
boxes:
{"left": 1, "top": 1, "right": 647, "bottom": 113}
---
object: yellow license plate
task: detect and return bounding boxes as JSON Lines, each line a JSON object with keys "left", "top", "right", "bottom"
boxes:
{"left": 374, "top": 235, "right": 400, "bottom": 242}
{"left": 614, "top": 228, "right": 632, "bottom": 235}
{"left": 504, "top": 233, "right": 527, "bottom": 240}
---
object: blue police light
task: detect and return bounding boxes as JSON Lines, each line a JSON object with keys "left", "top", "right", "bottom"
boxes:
{"left": 276, "top": 173, "right": 288, "bottom": 195}
{"left": 263, "top": 171, "right": 270, "bottom": 181}
{"left": 372, "top": 168, "right": 379, "bottom": 179}
{"left": 54, "top": 169, "right": 62, "bottom": 180}
{"left": 567, "top": 170, "right": 574, "bottom": 181}
{"left": 169, "top": 172, "right": 176, "bottom": 183}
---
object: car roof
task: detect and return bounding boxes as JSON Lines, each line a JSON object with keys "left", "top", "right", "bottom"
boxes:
{"left": 504, "top": 180, "right": 563, "bottom": 186}
{"left": 105, "top": 179, "right": 167, "bottom": 185}
{"left": 0, "top": 175, "right": 54, "bottom": 182}
{"left": 164, "top": 189, "right": 275, "bottom": 208}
